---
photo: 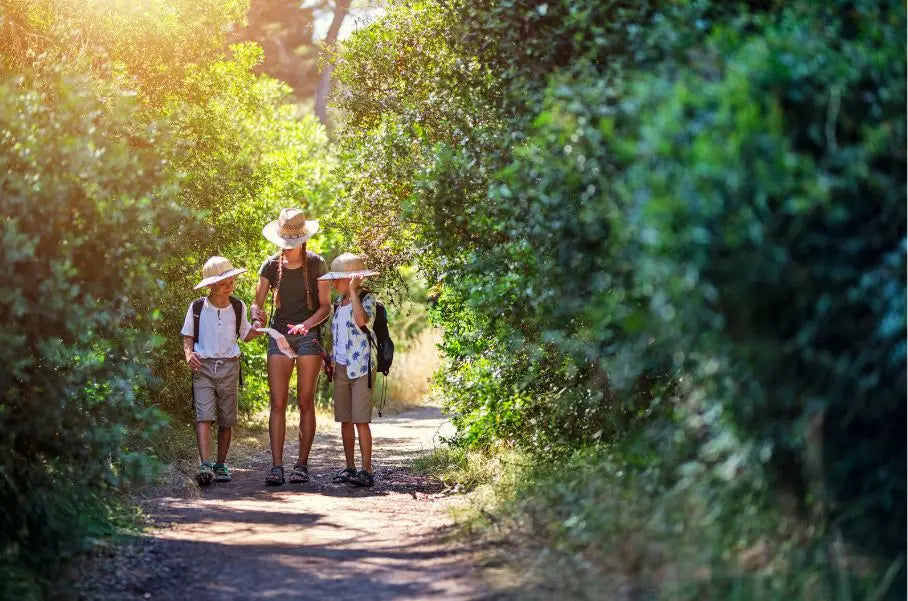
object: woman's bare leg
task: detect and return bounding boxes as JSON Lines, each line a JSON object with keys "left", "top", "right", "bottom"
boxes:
{"left": 267, "top": 354, "right": 295, "bottom": 466}
{"left": 295, "top": 354, "right": 322, "bottom": 466}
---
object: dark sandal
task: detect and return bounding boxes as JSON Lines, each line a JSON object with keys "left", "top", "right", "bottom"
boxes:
{"left": 196, "top": 461, "right": 215, "bottom": 486}
{"left": 212, "top": 463, "right": 231, "bottom": 483}
{"left": 349, "top": 469, "right": 374, "bottom": 488}
{"left": 332, "top": 467, "right": 357, "bottom": 484}
{"left": 265, "top": 466, "right": 284, "bottom": 486}
{"left": 288, "top": 464, "right": 310, "bottom": 484}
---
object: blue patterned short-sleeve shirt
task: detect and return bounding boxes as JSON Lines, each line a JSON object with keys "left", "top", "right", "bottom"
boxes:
{"left": 331, "top": 292, "right": 376, "bottom": 379}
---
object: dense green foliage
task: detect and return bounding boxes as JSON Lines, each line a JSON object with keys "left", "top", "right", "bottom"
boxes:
{"left": 0, "top": 65, "right": 185, "bottom": 600}
{"left": 0, "top": 0, "right": 333, "bottom": 596}
{"left": 0, "top": 0, "right": 903, "bottom": 597}
{"left": 335, "top": 0, "right": 905, "bottom": 596}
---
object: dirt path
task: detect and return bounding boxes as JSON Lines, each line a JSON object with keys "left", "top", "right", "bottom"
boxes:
{"left": 73, "top": 407, "right": 489, "bottom": 601}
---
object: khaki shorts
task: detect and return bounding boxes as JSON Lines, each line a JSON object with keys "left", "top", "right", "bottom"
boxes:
{"left": 192, "top": 358, "right": 239, "bottom": 426}
{"left": 333, "top": 364, "right": 373, "bottom": 423}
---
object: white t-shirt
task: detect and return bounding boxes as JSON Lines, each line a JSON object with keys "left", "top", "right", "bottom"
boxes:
{"left": 180, "top": 297, "right": 252, "bottom": 358}
{"left": 333, "top": 302, "right": 353, "bottom": 366}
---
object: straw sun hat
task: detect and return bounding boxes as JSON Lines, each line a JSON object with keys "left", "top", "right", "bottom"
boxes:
{"left": 194, "top": 256, "right": 247, "bottom": 290}
{"left": 262, "top": 208, "right": 320, "bottom": 249}
{"left": 318, "top": 252, "right": 379, "bottom": 281}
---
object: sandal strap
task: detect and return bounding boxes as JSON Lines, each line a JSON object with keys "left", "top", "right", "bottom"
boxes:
{"left": 351, "top": 469, "right": 374, "bottom": 485}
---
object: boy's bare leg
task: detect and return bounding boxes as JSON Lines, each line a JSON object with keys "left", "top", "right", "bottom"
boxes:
{"left": 216, "top": 426, "right": 231, "bottom": 464}
{"left": 341, "top": 422, "right": 356, "bottom": 468}
{"left": 355, "top": 423, "right": 372, "bottom": 474}
{"left": 295, "top": 355, "right": 321, "bottom": 466}
{"left": 267, "top": 355, "right": 295, "bottom": 466}
{"left": 196, "top": 421, "right": 212, "bottom": 463}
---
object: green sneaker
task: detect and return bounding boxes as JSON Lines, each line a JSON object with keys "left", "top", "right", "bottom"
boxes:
{"left": 212, "top": 463, "right": 232, "bottom": 483}
{"left": 196, "top": 461, "right": 215, "bottom": 486}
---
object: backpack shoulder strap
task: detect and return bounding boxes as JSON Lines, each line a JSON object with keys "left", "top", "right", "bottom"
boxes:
{"left": 357, "top": 290, "right": 377, "bottom": 343}
{"left": 229, "top": 296, "right": 243, "bottom": 339}
{"left": 191, "top": 297, "right": 205, "bottom": 344}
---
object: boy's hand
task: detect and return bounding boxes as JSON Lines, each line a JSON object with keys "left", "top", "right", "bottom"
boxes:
{"left": 243, "top": 327, "right": 264, "bottom": 342}
{"left": 186, "top": 351, "right": 202, "bottom": 371}
{"left": 287, "top": 323, "right": 309, "bottom": 336}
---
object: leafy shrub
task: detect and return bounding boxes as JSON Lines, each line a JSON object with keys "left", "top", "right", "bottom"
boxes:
{"left": 334, "top": 0, "right": 906, "bottom": 592}
{"left": 0, "top": 64, "right": 186, "bottom": 598}
{"left": 619, "top": 3, "right": 907, "bottom": 558}
{"left": 0, "top": 0, "right": 337, "bottom": 594}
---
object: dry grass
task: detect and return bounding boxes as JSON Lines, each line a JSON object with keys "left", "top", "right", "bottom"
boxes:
{"left": 381, "top": 327, "right": 443, "bottom": 413}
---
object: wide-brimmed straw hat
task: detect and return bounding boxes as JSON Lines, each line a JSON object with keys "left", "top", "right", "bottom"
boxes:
{"left": 194, "top": 256, "right": 247, "bottom": 290}
{"left": 318, "top": 252, "right": 379, "bottom": 280}
{"left": 262, "top": 208, "right": 320, "bottom": 249}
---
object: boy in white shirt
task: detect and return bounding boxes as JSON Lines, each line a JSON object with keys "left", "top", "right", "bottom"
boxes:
{"left": 181, "top": 256, "right": 262, "bottom": 485}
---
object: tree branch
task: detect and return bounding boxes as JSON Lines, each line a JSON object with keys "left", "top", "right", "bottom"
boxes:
{"left": 314, "top": 0, "right": 352, "bottom": 127}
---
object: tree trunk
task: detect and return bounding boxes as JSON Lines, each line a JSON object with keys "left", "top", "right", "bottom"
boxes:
{"left": 314, "top": 0, "right": 351, "bottom": 127}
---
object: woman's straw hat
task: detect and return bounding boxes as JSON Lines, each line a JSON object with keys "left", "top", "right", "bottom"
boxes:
{"left": 318, "top": 252, "right": 379, "bottom": 280}
{"left": 262, "top": 208, "right": 320, "bottom": 249}
{"left": 194, "top": 256, "right": 247, "bottom": 290}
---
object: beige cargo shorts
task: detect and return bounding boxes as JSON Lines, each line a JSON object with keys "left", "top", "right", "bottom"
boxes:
{"left": 333, "top": 364, "right": 374, "bottom": 423}
{"left": 192, "top": 357, "right": 240, "bottom": 426}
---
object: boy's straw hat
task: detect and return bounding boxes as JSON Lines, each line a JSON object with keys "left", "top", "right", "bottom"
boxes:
{"left": 318, "top": 253, "right": 379, "bottom": 280}
{"left": 194, "top": 256, "right": 247, "bottom": 290}
{"left": 263, "top": 208, "right": 320, "bottom": 249}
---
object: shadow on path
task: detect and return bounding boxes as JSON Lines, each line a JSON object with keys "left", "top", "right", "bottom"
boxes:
{"left": 67, "top": 406, "right": 483, "bottom": 601}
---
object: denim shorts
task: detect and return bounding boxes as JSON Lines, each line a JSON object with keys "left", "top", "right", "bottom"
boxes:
{"left": 267, "top": 331, "right": 322, "bottom": 357}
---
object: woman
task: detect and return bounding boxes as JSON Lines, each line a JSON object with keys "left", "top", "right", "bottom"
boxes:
{"left": 251, "top": 208, "right": 331, "bottom": 485}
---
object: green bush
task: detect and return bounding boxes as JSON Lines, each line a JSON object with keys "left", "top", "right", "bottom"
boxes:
{"left": 0, "top": 0, "right": 338, "bottom": 594}
{"left": 2, "top": 0, "right": 337, "bottom": 419}
{"left": 0, "top": 64, "right": 185, "bottom": 598}
{"left": 620, "top": 3, "right": 906, "bottom": 558}
{"left": 334, "top": 0, "right": 906, "bottom": 594}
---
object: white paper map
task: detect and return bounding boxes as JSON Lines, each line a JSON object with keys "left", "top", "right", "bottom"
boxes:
{"left": 256, "top": 328, "right": 297, "bottom": 358}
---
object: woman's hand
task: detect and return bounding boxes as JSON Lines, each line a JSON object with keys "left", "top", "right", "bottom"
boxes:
{"left": 287, "top": 323, "right": 310, "bottom": 336}
{"left": 349, "top": 274, "right": 364, "bottom": 293}
{"left": 250, "top": 304, "right": 265, "bottom": 324}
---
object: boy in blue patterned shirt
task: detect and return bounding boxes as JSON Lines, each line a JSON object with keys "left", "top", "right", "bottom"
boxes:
{"left": 318, "top": 253, "right": 380, "bottom": 487}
